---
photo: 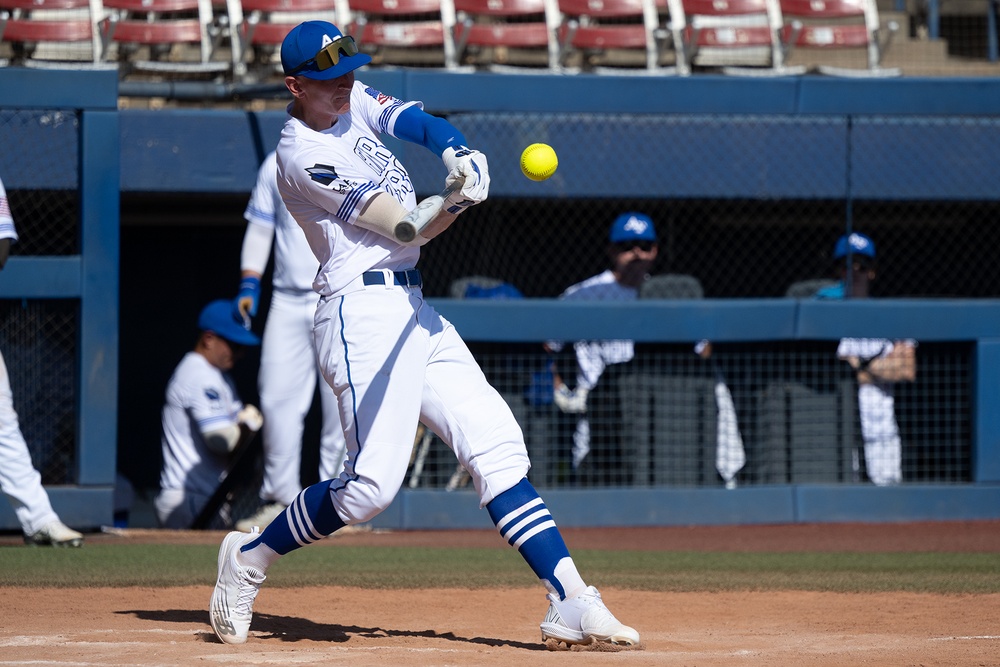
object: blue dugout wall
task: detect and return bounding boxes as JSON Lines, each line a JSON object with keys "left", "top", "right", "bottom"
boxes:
{"left": 0, "top": 69, "right": 120, "bottom": 530}
{"left": 2, "top": 68, "right": 1000, "bottom": 530}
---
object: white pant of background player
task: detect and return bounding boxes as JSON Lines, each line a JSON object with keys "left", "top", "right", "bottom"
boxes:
{"left": 0, "top": 350, "right": 66, "bottom": 535}
{"left": 258, "top": 290, "right": 346, "bottom": 505}
{"left": 314, "top": 278, "right": 529, "bottom": 522}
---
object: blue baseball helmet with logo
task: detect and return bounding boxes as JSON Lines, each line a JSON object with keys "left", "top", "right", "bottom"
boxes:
{"left": 281, "top": 21, "right": 372, "bottom": 80}
{"left": 833, "top": 232, "right": 876, "bottom": 260}
{"left": 609, "top": 212, "right": 657, "bottom": 243}
{"left": 198, "top": 300, "right": 260, "bottom": 346}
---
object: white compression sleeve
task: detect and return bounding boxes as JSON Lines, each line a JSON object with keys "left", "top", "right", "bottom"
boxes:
{"left": 240, "top": 221, "right": 273, "bottom": 273}
{"left": 357, "top": 192, "right": 430, "bottom": 247}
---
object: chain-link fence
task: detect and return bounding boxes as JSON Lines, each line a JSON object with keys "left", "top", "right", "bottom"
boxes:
{"left": 1, "top": 109, "right": 81, "bottom": 486}
{"left": 417, "top": 193, "right": 1000, "bottom": 301}
{"left": 404, "top": 341, "right": 972, "bottom": 490}
{"left": 5, "top": 83, "right": 998, "bottom": 528}
{"left": 363, "top": 110, "right": 996, "bottom": 299}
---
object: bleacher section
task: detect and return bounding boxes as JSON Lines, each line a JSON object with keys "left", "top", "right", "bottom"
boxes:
{"left": 2, "top": 0, "right": 999, "bottom": 79}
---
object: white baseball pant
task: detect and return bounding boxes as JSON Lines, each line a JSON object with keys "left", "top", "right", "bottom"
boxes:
{"left": 0, "top": 349, "right": 60, "bottom": 536}
{"left": 258, "top": 291, "right": 346, "bottom": 506}
{"left": 313, "top": 276, "right": 530, "bottom": 524}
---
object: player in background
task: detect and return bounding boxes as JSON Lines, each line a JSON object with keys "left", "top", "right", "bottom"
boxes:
{"left": 546, "top": 213, "right": 659, "bottom": 480}
{"left": 232, "top": 152, "right": 347, "bottom": 532}
{"left": 814, "top": 232, "right": 916, "bottom": 485}
{"left": 155, "top": 300, "right": 263, "bottom": 528}
{"left": 209, "top": 20, "right": 640, "bottom": 650}
{"left": 0, "top": 175, "right": 84, "bottom": 546}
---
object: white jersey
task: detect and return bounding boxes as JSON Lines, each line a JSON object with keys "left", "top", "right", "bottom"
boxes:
{"left": 276, "top": 81, "right": 422, "bottom": 296}
{"left": 159, "top": 352, "right": 244, "bottom": 497}
{"left": 244, "top": 152, "right": 318, "bottom": 293}
{"left": 558, "top": 270, "right": 638, "bottom": 391}
{"left": 0, "top": 177, "right": 18, "bottom": 242}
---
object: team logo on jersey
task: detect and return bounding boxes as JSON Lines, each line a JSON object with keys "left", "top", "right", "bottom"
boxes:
{"left": 306, "top": 164, "right": 339, "bottom": 186}
{"left": 363, "top": 86, "right": 394, "bottom": 105}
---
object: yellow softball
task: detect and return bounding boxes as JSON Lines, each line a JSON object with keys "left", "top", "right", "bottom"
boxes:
{"left": 520, "top": 143, "right": 558, "bottom": 182}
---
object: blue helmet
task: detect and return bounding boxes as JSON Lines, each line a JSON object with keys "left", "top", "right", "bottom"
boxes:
{"left": 281, "top": 21, "right": 371, "bottom": 80}
{"left": 198, "top": 299, "right": 260, "bottom": 346}
{"left": 833, "top": 232, "right": 876, "bottom": 260}
{"left": 609, "top": 212, "right": 657, "bottom": 243}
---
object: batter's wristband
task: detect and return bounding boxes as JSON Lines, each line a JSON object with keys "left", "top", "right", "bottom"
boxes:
{"left": 238, "top": 276, "right": 261, "bottom": 295}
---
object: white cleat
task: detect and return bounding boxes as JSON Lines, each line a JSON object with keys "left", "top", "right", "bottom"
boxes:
{"left": 210, "top": 528, "right": 266, "bottom": 644}
{"left": 540, "top": 585, "right": 640, "bottom": 647}
{"left": 25, "top": 520, "right": 84, "bottom": 547}
{"left": 235, "top": 502, "right": 286, "bottom": 533}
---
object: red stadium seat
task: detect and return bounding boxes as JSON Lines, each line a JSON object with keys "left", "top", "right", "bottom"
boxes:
{"left": 779, "top": 0, "right": 899, "bottom": 76}
{"left": 556, "top": 0, "right": 679, "bottom": 74}
{"left": 452, "top": 0, "right": 560, "bottom": 72}
{"left": 347, "top": 0, "right": 458, "bottom": 68}
{"left": 676, "top": 0, "right": 804, "bottom": 75}
{"left": 237, "top": 0, "right": 340, "bottom": 81}
{"left": 100, "top": 0, "right": 242, "bottom": 78}
{"left": 0, "top": 0, "right": 108, "bottom": 68}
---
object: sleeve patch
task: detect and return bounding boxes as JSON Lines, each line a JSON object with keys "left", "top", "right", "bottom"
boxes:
{"left": 364, "top": 86, "right": 395, "bottom": 105}
{"left": 307, "top": 164, "right": 339, "bottom": 186}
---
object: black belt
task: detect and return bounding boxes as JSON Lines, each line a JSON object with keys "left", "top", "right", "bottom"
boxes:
{"left": 362, "top": 269, "right": 422, "bottom": 288}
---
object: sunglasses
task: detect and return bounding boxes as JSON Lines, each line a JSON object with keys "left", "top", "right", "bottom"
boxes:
{"left": 613, "top": 240, "right": 655, "bottom": 253}
{"left": 288, "top": 35, "right": 360, "bottom": 75}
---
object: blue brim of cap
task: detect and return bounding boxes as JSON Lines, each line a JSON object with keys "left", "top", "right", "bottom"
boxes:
{"left": 610, "top": 232, "right": 657, "bottom": 243}
{"left": 293, "top": 52, "right": 372, "bottom": 79}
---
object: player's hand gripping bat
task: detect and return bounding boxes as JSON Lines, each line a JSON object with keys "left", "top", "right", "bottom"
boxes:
{"left": 393, "top": 176, "right": 466, "bottom": 243}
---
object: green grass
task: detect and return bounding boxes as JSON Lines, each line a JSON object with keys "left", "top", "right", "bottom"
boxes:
{"left": 1, "top": 545, "right": 998, "bottom": 593}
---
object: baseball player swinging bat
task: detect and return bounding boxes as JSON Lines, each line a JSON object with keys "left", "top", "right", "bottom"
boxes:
{"left": 393, "top": 176, "right": 466, "bottom": 243}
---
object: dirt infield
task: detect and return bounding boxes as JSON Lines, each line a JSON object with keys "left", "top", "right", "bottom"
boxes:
{"left": 2, "top": 522, "right": 999, "bottom": 666}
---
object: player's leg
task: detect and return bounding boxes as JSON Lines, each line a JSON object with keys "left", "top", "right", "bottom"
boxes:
{"left": 571, "top": 417, "right": 590, "bottom": 470}
{"left": 0, "top": 351, "right": 81, "bottom": 546}
{"left": 211, "top": 289, "right": 425, "bottom": 643}
{"left": 420, "top": 318, "right": 639, "bottom": 647}
{"left": 858, "top": 386, "right": 902, "bottom": 486}
{"left": 242, "top": 292, "right": 318, "bottom": 531}
{"left": 863, "top": 435, "right": 902, "bottom": 485}
{"left": 316, "top": 363, "right": 347, "bottom": 481}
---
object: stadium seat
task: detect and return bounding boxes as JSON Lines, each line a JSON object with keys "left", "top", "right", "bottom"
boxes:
{"left": 779, "top": 0, "right": 900, "bottom": 76}
{"left": 451, "top": 0, "right": 561, "bottom": 72}
{"left": 676, "top": 0, "right": 805, "bottom": 75}
{"left": 556, "top": 0, "right": 680, "bottom": 74}
{"left": 639, "top": 272, "right": 705, "bottom": 299}
{"left": 238, "top": 0, "right": 340, "bottom": 81}
{"left": 0, "top": 0, "right": 109, "bottom": 68}
{"left": 99, "top": 0, "right": 242, "bottom": 78}
{"left": 347, "top": 0, "right": 459, "bottom": 69}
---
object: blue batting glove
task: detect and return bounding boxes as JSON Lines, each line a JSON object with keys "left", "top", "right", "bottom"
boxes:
{"left": 234, "top": 276, "right": 261, "bottom": 321}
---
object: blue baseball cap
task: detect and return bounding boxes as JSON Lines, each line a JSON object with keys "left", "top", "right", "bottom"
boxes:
{"left": 609, "top": 212, "right": 657, "bottom": 243}
{"left": 833, "top": 232, "right": 876, "bottom": 260}
{"left": 198, "top": 300, "right": 260, "bottom": 346}
{"left": 281, "top": 21, "right": 371, "bottom": 79}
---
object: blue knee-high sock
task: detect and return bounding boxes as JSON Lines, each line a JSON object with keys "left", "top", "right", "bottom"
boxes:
{"left": 243, "top": 480, "right": 345, "bottom": 556}
{"left": 487, "top": 477, "right": 582, "bottom": 600}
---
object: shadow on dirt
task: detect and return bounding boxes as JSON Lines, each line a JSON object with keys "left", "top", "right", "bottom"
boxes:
{"left": 117, "top": 609, "right": 547, "bottom": 650}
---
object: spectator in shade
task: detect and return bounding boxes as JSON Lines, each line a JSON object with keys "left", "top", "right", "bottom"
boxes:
{"left": 815, "top": 232, "right": 916, "bottom": 485}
